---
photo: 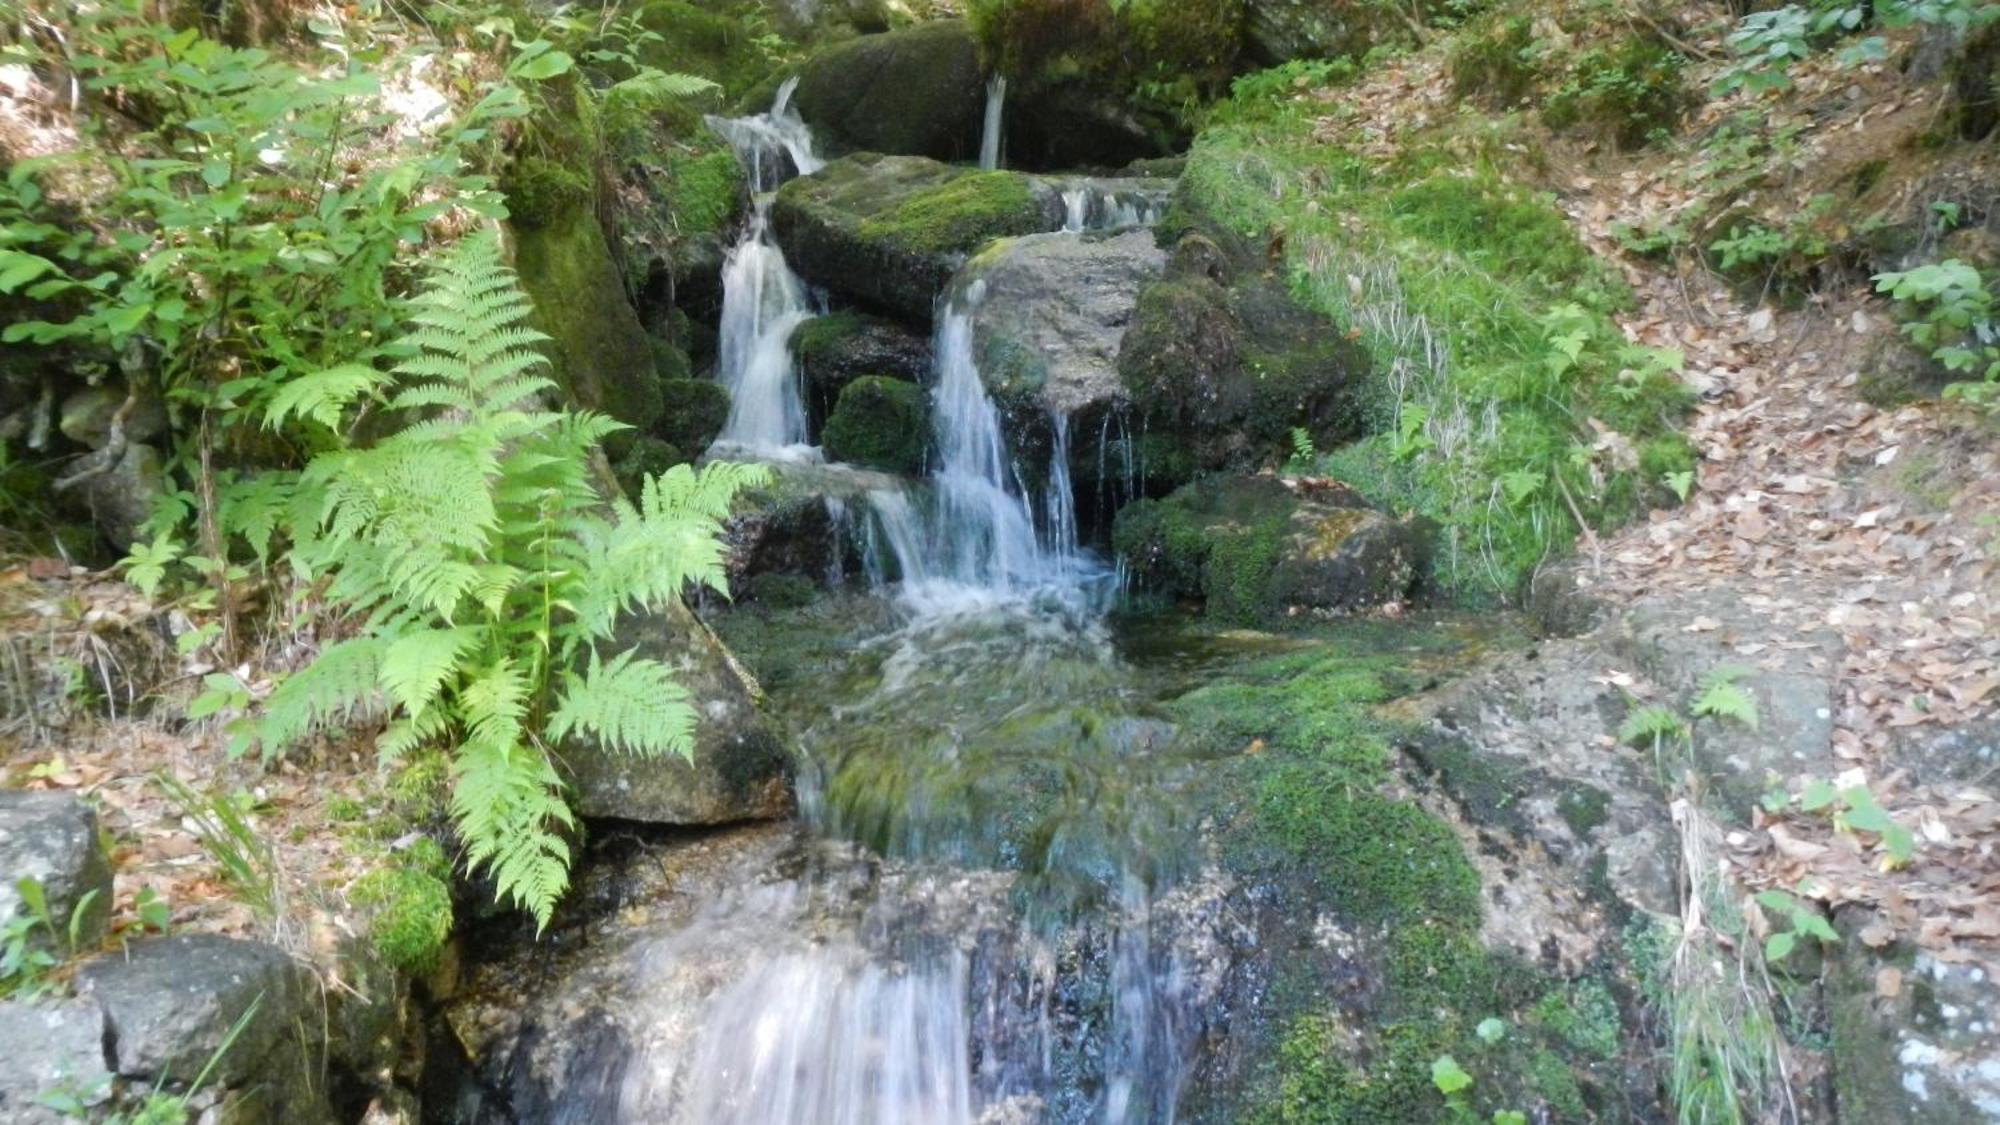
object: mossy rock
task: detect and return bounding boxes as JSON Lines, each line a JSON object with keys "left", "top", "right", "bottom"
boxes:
{"left": 500, "top": 157, "right": 593, "bottom": 229}
{"left": 788, "top": 21, "right": 986, "bottom": 162}
{"left": 823, "top": 375, "right": 928, "bottom": 473}
{"left": 632, "top": 1, "right": 786, "bottom": 99}
{"left": 1112, "top": 475, "right": 1430, "bottom": 623}
{"left": 771, "top": 153, "right": 1062, "bottom": 319}
{"left": 790, "top": 311, "right": 932, "bottom": 428}
{"left": 351, "top": 861, "right": 453, "bottom": 977}
{"left": 658, "top": 377, "right": 730, "bottom": 455}
{"left": 1118, "top": 225, "right": 1365, "bottom": 475}
{"left": 512, "top": 207, "right": 663, "bottom": 430}
{"left": 612, "top": 436, "right": 686, "bottom": 502}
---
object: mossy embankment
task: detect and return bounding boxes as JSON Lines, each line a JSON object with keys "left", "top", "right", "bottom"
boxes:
{"left": 1150, "top": 61, "right": 1694, "bottom": 602}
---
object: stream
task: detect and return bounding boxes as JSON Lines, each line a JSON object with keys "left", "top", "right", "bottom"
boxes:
{"left": 443, "top": 85, "right": 1444, "bottom": 1125}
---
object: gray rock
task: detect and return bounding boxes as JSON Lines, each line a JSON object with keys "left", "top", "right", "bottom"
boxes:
{"left": 0, "top": 792, "right": 112, "bottom": 956}
{"left": 0, "top": 1000, "right": 113, "bottom": 1123}
{"left": 57, "top": 384, "right": 165, "bottom": 449}
{"left": 70, "top": 440, "right": 165, "bottom": 553}
{"left": 771, "top": 153, "right": 1064, "bottom": 321}
{"left": 790, "top": 313, "right": 932, "bottom": 430}
{"left": 76, "top": 934, "right": 308, "bottom": 1087}
{"left": 558, "top": 600, "right": 793, "bottom": 825}
{"left": 962, "top": 228, "right": 1166, "bottom": 419}
{"left": 1244, "top": 0, "right": 1399, "bottom": 64}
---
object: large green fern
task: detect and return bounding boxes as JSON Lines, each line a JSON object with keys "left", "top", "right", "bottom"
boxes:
{"left": 260, "top": 230, "right": 764, "bottom": 929}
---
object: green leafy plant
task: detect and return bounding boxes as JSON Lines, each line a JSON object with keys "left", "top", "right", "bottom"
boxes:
{"left": 257, "top": 231, "right": 762, "bottom": 928}
{"left": 1619, "top": 703, "right": 1690, "bottom": 749}
{"left": 1691, "top": 666, "right": 1759, "bottom": 730}
{"left": 1774, "top": 776, "right": 1919, "bottom": 867}
{"left": 1430, "top": 1054, "right": 1474, "bottom": 1107}
{"left": 1286, "top": 426, "right": 1318, "bottom": 473}
{"left": 1, "top": 876, "right": 102, "bottom": 999}
{"left": 1754, "top": 886, "right": 1838, "bottom": 962}
{"left": 156, "top": 775, "right": 278, "bottom": 923}
{"left": 1874, "top": 259, "right": 2000, "bottom": 407}
{"left": 1716, "top": 0, "right": 2000, "bottom": 95}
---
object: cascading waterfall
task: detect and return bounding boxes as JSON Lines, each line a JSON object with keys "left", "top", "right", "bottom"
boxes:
{"left": 979, "top": 75, "right": 1006, "bottom": 171}
{"left": 1061, "top": 184, "right": 1164, "bottom": 233}
{"left": 705, "top": 78, "right": 823, "bottom": 461}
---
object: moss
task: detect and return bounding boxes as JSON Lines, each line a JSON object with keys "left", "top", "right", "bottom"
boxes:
{"left": 633, "top": 1, "right": 782, "bottom": 99}
{"left": 657, "top": 377, "right": 729, "bottom": 454}
{"left": 501, "top": 157, "right": 592, "bottom": 229}
{"left": 1113, "top": 477, "right": 1297, "bottom": 624}
{"left": 1530, "top": 979, "right": 1621, "bottom": 1061}
{"left": 742, "top": 572, "right": 819, "bottom": 608}
{"left": 514, "top": 207, "right": 662, "bottom": 429}
{"left": 822, "top": 375, "right": 928, "bottom": 473}
{"left": 857, "top": 171, "right": 1044, "bottom": 255}
{"left": 350, "top": 864, "right": 453, "bottom": 976}
{"left": 1556, "top": 784, "right": 1612, "bottom": 836}
{"left": 1167, "top": 70, "right": 1690, "bottom": 600}
{"left": 664, "top": 144, "right": 746, "bottom": 244}
{"left": 791, "top": 311, "right": 872, "bottom": 365}
{"left": 614, "top": 436, "right": 686, "bottom": 500}
{"left": 1528, "top": 1046, "right": 1587, "bottom": 1117}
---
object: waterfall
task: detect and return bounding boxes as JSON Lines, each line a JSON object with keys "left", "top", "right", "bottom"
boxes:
{"left": 1060, "top": 184, "right": 1162, "bottom": 233}
{"left": 705, "top": 78, "right": 824, "bottom": 462}
{"left": 852, "top": 282, "right": 1112, "bottom": 617}
{"left": 979, "top": 75, "right": 1006, "bottom": 171}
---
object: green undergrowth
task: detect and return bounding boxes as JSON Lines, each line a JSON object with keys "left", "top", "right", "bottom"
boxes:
{"left": 1165, "top": 625, "right": 1628, "bottom": 1120}
{"left": 348, "top": 838, "right": 454, "bottom": 976}
{"left": 1170, "top": 66, "right": 1693, "bottom": 600}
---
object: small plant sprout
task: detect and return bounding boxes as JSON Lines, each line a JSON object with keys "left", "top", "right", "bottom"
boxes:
{"left": 1754, "top": 885, "right": 1838, "bottom": 962}
{"left": 1691, "top": 666, "right": 1759, "bottom": 731}
{"left": 1476, "top": 1016, "right": 1507, "bottom": 1044}
{"left": 1431, "top": 1054, "right": 1473, "bottom": 1108}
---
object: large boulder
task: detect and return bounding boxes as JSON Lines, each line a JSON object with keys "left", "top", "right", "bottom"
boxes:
{"left": 0, "top": 792, "right": 112, "bottom": 956}
{"left": 790, "top": 312, "right": 933, "bottom": 430}
{"left": 1119, "top": 221, "right": 1367, "bottom": 486}
{"left": 723, "top": 461, "right": 911, "bottom": 584}
{"left": 76, "top": 934, "right": 311, "bottom": 1088}
{"left": 788, "top": 21, "right": 987, "bottom": 162}
{"left": 512, "top": 208, "right": 663, "bottom": 435}
{"left": 1112, "top": 474, "right": 1431, "bottom": 622}
{"left": 963, "top": 227, "right": 1166, "bottom": 421}
{"left": 823, "top": 376, "right": 929, "bottom": 474}
{"left": 1244, "top": 0, "right": 1400, "bottom": 64}
{"left": 557, "top": 601, "right": 792, "bottom": 824}
{"left": 771, "top": 153, "right": 1063, "bottom": 320}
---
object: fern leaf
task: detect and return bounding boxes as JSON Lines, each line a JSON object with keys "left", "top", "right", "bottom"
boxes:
{"left": 547, "top": 650, "right": 694, "bottom": 760}
{"left": 265, "top": 363, "right": 386, "bottom": 431}
{"left": 1692, "top": 665, "right": 1760, "bottom": 730}
{"left": 377, "top": 707, "right": 449, "bottom": 765}
{"left": 379, "top": 627, "right": 479, "bottom": 718}
{"left": 1618, "top": 704, "right": 1688, "bottom": 748}
{"left": 259, "top": 637, "right": 388, "bottom": 756}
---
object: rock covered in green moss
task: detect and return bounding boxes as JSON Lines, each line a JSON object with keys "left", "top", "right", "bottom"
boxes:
{"left": 512, "top": 208, "right": 663, "bottom": 431}
{"left": 350, "top": 860, "right": 453, "bottom": 977}
{"left": 789, "top": 21, "right": 987, "bottom": 162}
{"left": 790, "top": 311, "right": 931, "bottom": 427}
{"left": 1243, "top": 0, "right": 1403, "bottom": 64}
{"left": 1119, "top": 224, "right": 1366, "bottom": 480}
{"left": 658, "top": 377, "right": 730, "bottom": 455}
{"left": 772, "top": 154, "right": 1062, "bottom": 319}
{"left": 1114, "top": 475, "right": 1430, "bottom": 622}
{"left": 822, "top": 375, "right": 928, "bottom": 473}
{"left": 725, "top": 461, "right": 913, "bottom": 583}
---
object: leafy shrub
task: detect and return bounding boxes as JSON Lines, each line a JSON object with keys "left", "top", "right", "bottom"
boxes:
{"left": 1875, "top": 258, "right": 2000, "bottom": 409}
{"left": 1449, "top": 15, "right": 1545, "bottom": 107}
{"left": 1543, "top": 34, "right": 1693, "bottom": 150}
{"left": 258, "top": 231, "right": 763, "bottom": 928}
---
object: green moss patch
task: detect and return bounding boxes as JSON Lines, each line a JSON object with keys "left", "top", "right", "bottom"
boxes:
{"left": 1170, "top": 66, "right": 1692, "bottom": 600}
{"left": 822, "top": 375, "right": 928, "bottom": 474}
{"left": 350, "top": 840, "right": 453, "bottom": 976}
{"left": 856, "top": 171, "right": 1044, "bottom": 255}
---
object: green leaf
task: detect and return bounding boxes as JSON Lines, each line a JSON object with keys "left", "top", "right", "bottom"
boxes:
{"left": 511, "top": 44, "right": 575, "bottom": 81}
{"left": 1475, "top": 1017, "right": 1506, "bottom": 1044}
{"left": 1799, "top": 778, "right": 1837, "bottom": 812}
{"left": 1764, "top": 931, "right": 1796, "bottom": 962}
{"left": 1431, "top": 1055, "right": 1473, "bottom": 1096}
{"left": 1493, "top": 1113, "right": 1527, "bottom": 1125}
{"left": 0, "top": 250, "right": 56, "bottom": 294}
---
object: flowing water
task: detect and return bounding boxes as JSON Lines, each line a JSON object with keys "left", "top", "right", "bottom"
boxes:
{"left": 705, "top": 79, "right": 824, "bottom": 462}
{"left": 460, "top": 83, "right": 1242, "bottom": 1125}
{"left": 980, "top": 75, "right": 1007, "bottom": 171}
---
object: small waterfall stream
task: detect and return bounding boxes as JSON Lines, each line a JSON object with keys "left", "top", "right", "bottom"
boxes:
{"left": 980, "top": 75, "right": 1006, "bottom": 171}
{"left": 467, "top": 80, "right": 1212, "bottom": 1125}
{"left": 705, "top": 79, "right": 823, "bottom": 461}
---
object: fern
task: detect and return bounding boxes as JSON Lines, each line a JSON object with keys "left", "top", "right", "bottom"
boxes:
{"left": 1691, "top": 665, "right": 1760, "bottom": 731}
{"left": 261, "top": 230, "right": 764, "bottom": 929}
{"left": 1618, "top": 704, "right": 1689, "bottom": 748}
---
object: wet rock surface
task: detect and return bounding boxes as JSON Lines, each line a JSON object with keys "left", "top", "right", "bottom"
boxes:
{"left": 722, "top": 460, "right": 911, "bottom": 583}
{"left": 787, "top": 21, "right": 987, "bottom": 163}
{"left": 556, "top": 600, "right": 793, "bottom": 826}
{"left": 962, "top": 228, "right": 1166, "bottom": 423}
{"left": 790, "top": 311, "right": 933, "bottom": 430}
{"left": 0, "top": 791, "right": 112, "bottom": 954}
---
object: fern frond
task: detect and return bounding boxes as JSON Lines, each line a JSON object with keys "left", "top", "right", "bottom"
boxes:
{"left": 547, "top": 650, "right": 694, "bottom": 760}
{"left": 259, "top": 636, "right": 388, "bottom": 756}
{"left": 379, "top": 627, "right": 480, "bottom": 718}
{"left": 377, "top": 707, "right": 450, "bottom": 765}
{"left": 218, "top": 472, "right": 295, "bottom": 564}
{"left": 265, "top": 363, "right": 387, "bottom": 431}
{"left": 1618, "top": 703, "right": 1689, "bottom": 748}
{"left": 1692, "top": 668, "right": 1760, "bottom": 731}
